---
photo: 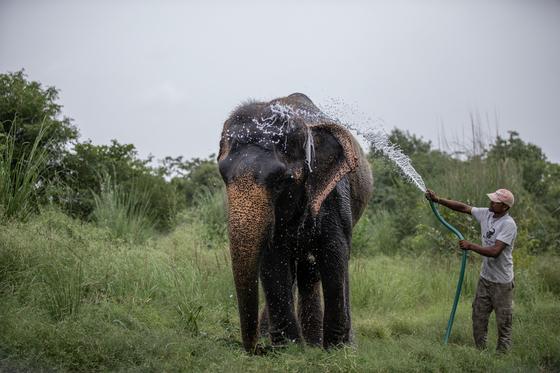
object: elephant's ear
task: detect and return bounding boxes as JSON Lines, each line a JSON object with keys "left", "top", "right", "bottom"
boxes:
{"left": 307, "top": 123, "right": 360, "bottom": 217}
{"left": 217, "top": 120, "right": 231, "bottom": 162}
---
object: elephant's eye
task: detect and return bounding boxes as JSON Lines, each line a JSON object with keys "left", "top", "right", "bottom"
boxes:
{"left": 269, "top": 169, "right": 292, "bottom": 190}
{"left": 282, "top": 169, "right": 300, "bottom": 185}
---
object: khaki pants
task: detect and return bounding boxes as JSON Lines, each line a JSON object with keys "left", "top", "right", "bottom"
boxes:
{"left": 472, "top": 277, "right": 514, "bottom": 352}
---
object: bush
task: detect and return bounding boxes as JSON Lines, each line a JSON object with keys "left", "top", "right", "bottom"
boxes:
{"left": 60, "top": 140, "right": 178, "bottom": 231}
{"left": 91, "top": 174, "right": 156, "bottom": 243}
{"left": 161, "top": 155, "right": 223, "bottom": 208}
{"left": 353, "top": 210, "right": 399, "bottom": 256}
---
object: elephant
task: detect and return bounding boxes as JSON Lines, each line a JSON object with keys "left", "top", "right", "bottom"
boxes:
{"left": 217, "top": 93, "right": 373, "bottom": 353}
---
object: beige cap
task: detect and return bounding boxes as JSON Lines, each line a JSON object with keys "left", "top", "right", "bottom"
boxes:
{"left": 487, "top": 188, "right": 515, "bottom": 207}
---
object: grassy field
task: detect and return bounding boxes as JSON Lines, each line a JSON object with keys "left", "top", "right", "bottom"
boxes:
{"left": 1, "top": 209, "right": 559, "bottom": 372}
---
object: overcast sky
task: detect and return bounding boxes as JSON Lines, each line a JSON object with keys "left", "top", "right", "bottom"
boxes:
{"left": 1, "top": 0, "right": 559, "bottom": 165}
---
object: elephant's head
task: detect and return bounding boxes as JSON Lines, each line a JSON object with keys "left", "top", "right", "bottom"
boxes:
{"left": 218, "top": 93, "right": 361, "bottom": 353}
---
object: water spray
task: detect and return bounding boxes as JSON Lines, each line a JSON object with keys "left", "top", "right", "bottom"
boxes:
{"left": 318, "top": 100, "right": 468, "bottom": 345}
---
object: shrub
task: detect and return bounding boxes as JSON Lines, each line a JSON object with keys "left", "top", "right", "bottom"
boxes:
{"left": 183, "top": 188, "right": 228, "bottom": 250}
{"left": 60, "top": 140, "right": 178, "bottom": 231}
{"left": 354, "top": 210, "right": 399, "bottom": 256}
{"left": 91, "top": 174, "right": 155, "bottom": 243}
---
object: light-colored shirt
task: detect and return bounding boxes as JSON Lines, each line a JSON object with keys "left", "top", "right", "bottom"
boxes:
{"left": 471, "top": 207, "right": 517, "bottom": 283}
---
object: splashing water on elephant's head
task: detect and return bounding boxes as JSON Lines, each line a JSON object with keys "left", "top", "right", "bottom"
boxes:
{"left": 257, "top": 100, "right": 427, "bottom": 193}
{"left": 224, "top": 102, "right": 317, "bottom": 171}
{"left": 224, "top": 97, "right": 427, "bottom": 192}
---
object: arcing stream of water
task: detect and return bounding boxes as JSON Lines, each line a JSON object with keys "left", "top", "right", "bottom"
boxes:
{"left": 319, "top": 98, "right": 427, "bottom": 192}
{"left": 264, "top": 98, "right": 428, "bottom": 192}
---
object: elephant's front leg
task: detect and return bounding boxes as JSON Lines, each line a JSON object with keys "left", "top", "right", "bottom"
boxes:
{"left": 260, "top": 250, "right": 301, "bottom": 346}
{"left": 318, "top": 238, "right": 352, "bottom": 348}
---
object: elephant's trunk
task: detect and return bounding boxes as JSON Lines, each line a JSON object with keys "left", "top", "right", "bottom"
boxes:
{"left": 226, "top": 174, "right": 272, "bottom": 353}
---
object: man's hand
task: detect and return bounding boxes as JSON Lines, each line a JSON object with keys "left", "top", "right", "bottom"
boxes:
{"left": 459, "top": 240, "right": 472, "bottom": 251}
{"left": 461, "top": 240, "right": 507, "bottom": 258}
{"left": 425, "top": 189, "right": 439, "bottom": 203}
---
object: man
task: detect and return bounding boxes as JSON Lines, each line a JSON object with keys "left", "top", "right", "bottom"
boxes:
{"left": 425, "top": 188, "right": 517, "bottom": 353}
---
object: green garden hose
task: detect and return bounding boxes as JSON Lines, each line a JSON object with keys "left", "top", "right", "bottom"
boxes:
{"left": 428, "top": 200, "right": 468, "bottom": 345}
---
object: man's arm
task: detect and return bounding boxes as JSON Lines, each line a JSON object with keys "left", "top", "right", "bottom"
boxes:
{"left": 459, "top": 240, "right": 507, "bottom": 258}
{"left": 425, "top": 189, "right": 472, "bottom": 214}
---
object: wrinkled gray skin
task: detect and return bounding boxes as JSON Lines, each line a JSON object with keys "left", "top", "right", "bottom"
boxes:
{"left": 218, "top": 93, "right": 373, "bottom": 353}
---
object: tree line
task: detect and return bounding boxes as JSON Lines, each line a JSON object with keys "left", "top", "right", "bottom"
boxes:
{"left": 1, "top": 70, "right": 558, "bottom": 254}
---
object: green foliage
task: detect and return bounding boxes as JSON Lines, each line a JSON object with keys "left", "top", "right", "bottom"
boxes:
{"left": 41, "top": 259, "right": 84, "bottom": 321}
{"left": 0, "top": 211, "right": 558, "bottom": 371}
{"left": 61, "top": 140, "right": 178, "bottom": 231}
{"left": 353, "top": 211, "right": 398, "bottom": 256}
{"left": 0, "top": 123, "right": 50, "bottom": 222}
{"left": 485, "top": 131, "right": 560, "bottom": 251}
{"left": 535, "top": 256, "right": 560, "bottom": 297}
{"left": 182, "top": 187, "right": 228, "bottom": 249}
{"left": 366, "top": 129, "right": 454, "bottom": 250}
{"left": 60, "top": 140, "right": 149, "bottom": 218}
{"left": 0, "top": 71, "right": 180, "bottom": 232}
{"left": 0, "top": 70, "right": 78, "bottom": 172}
{"left": 1, "top": 72, "right": 559, "bottom": 370}
{"left": 91, "top": 174, "right": 156, "bottom": 243}
{"left": 486, "top": 131, "right": 548, "bottom": 197}
{"left": 161, "top": 155, "right": 223, "bottom": 208}
{"left": 385, "top": 128, "right": 432, "bottom": 155}
{"left": 176, "top": 302, "right": 204, "bottom": 336}
{"left": 365, "top": 128, "right": 558, "bottom": 256}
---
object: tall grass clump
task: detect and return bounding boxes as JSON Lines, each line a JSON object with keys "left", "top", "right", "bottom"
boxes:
{"left": 432, "top": 156, "right": 524, "bottom": 209}
{"left": 184, "top": 187, "right": 227, "bottom": 249}
{"left": 41, "top": 259, "right": 84, "bottom": 321}
{"left": 91, "top": 173, "right": 155, "bottom": 243}
{"left": 0, "top": 122, "right": 49, "bottom": 222}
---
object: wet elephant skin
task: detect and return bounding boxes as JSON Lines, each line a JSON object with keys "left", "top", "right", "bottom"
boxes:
{"left": 218, "top": 93, "right": 373, "bottom": 353}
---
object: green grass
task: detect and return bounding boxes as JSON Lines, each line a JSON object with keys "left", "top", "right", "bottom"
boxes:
{"left": 1, "top": 209, "right": 559, "bottom": 372}
{"left": 91, "top": 173, "right": 156, "bottom": 243}
{"left": 0, "top": 122, "right": 50, "bottom": 222}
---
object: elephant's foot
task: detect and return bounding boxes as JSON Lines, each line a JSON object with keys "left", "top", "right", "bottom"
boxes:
{"left": 297, "top": 279, "right": 323, "bottom": 347}
{"left": 323, "top": 326, "right": 353, "bottom": 349}
{"left": 253, "top": 343, "right": 275, "bottom": 356}
{"left": 258, "top": 307, "right": 270, "bottom": 338}
{"left": 269, "top": 322, "right": 302, "bottom": 347}
{"left": 300, "top": 316, "right": 323, "bottom": 346}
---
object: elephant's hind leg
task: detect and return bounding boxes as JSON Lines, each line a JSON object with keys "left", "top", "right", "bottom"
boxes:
{"left": 318, "top": 238, "right": 352, "bottom": 349}
{"left": 297, "top": 255, "right": 323, "bottom": 346}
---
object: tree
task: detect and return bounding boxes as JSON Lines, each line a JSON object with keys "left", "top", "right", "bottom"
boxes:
{"left": 0, "top": 70, "right": 78, "bottom": 166}
{"left": 159, "top": 155, "right": 222, "bottom": 208}
{"left": 0, "top": 70, "right": 79, "bottom": 219}
{"left": 486, "top": 131, "right": 548, "bottom": 198}
{"left": 60, "top": 140, "right": 178, "bottom": 230}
